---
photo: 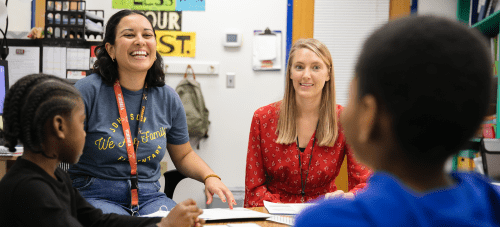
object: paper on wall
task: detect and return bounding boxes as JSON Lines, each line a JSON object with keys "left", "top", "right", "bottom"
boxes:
{"left": 254, "top": 35, "right": 277, "bottom": 61}
{"left": 8, "top": 46, "right": 40, "bottom": 87}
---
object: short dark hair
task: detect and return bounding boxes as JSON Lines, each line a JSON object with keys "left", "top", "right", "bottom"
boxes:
{"left": 93, "top": 9, "right": 165, "bottom": 87}
{"left": 355, "top": 15, "right": 492, "bottom": 162}
{"left": 2, "top": 74, "right": 82, "bottom": 157}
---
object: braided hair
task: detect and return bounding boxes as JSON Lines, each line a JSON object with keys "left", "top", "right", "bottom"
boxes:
{"left": 1, "top": 74, "right": 82, "bottom": 158}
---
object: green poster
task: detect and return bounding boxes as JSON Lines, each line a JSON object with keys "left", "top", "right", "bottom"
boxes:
{"left": 113, "top": 0, "right": 176, "bottom": 11}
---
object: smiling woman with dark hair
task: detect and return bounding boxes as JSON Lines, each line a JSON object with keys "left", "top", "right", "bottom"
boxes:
{"left": 68, "top": 9, "right": 235, "bottom": 217}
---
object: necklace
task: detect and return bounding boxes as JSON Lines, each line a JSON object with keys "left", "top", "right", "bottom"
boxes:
{"left": 297, "top": 136, "right": 315, "bottom": 202}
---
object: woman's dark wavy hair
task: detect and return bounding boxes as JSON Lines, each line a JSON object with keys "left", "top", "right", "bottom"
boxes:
{"left": 93, "top": 9, "right": 165, "bottom": 87}
{"left": 1, "top": 74, "right": 82, "bottom": 158}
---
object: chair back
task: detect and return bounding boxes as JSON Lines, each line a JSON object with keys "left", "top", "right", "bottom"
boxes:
{"left": 163, "top": 170, "right": 187, "bottom": 199}
{"left": 58, "top": 162, "right": 71, "bottom": 172}
{"left": 480, "top": 138, "right": 500, "bottom": 181}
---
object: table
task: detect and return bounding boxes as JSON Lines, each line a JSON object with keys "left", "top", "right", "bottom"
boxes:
{"left": 0, "top": 155, "right": 20, "bottom": 179}
{"left": 205, "top": 207, "right": 290, "bottom": 227}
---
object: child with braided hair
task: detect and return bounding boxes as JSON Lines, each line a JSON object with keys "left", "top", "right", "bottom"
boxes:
{"left": 0, "top": 74, "right": 204, "bottom": 227}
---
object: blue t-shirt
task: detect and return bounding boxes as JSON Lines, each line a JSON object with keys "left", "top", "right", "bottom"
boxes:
{"left": 294, "top": 171, "right": 500, "bottom": 226}
{"left": 68, "top": 74, "right": 189, "bottom": 182}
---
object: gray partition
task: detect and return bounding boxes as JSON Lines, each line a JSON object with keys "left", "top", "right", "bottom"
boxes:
{"left": 481, "top": 138, "right": 500, "bottom": 181}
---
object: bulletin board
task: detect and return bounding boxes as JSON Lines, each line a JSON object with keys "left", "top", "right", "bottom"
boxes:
{"left": 252, "top": 30, "right": 282, "bottom": 71}
{"left": 6, "top": 39, "right": 98, "bottom": 85}
{"left": 8, "top": 46, "right": 40, "bottom": 87}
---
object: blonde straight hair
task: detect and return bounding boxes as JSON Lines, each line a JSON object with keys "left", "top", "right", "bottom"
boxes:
{"left": 276, "top": 38, "right": 338, "bottom": 147}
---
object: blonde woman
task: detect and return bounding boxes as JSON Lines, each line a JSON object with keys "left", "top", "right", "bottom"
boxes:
{"left": 244, "top": 38, "right": 371, "bottom": 207}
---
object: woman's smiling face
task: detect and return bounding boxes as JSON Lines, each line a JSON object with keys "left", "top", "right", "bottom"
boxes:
{"left": 106, "top": 14, "right": 157, "bottom": 75}
{"left": 290, "top": 48, "right": 330, "bottom": 100}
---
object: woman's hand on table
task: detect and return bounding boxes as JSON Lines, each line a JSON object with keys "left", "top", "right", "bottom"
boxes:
{"left": 325, "top": 190, "right": 354, "bottom": 199}
{"left": 204, "top": 177, "right": 237, "bottom": 209}
{"left": 158, "top": 199, "right": 205, "bottom": 227}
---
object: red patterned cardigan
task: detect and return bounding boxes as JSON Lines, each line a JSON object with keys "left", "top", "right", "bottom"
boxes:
{"left": 244, "top": 102, "right": 372, "bottom": 207}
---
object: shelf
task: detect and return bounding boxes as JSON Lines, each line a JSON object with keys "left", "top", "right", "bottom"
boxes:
{"left": 457, "top": 0, "right": 500, "bottom": 37}
{"left": 44, "top": 0, "right": 87, "bottom": 41}
{"left": 472, "top": 10, "right": 500, "bottom": 37}
{"left": 457, "top": 0, "right": 470, "bottom": 25}
{"left": 471, "top": 138, "right": 482, "bottom": 142}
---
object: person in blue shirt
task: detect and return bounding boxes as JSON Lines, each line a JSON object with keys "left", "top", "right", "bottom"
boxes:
{"left": 68, "top": 9, "right": 235, "bottom": 216}
{"left": 294, "top": 15, "right": 500, "bottom": 226}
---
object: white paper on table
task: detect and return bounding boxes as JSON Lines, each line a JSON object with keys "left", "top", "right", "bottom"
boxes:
{"left": 199, "top": 224, "right": 261, "bottom": 227}
{"left": 227, "top": 224, "right": 262, "bottom": 227}
{"left": 263, "top": 201, "right": 313, "bottom": 215}
{"left": 0, "top": 146, "right": 23, "bottom": 156}
{"left": 141, "top": 205, "right": 169, "bottom": 217}
{"left": 141, "top": 209, "right": 169, "bottom": 217}
{"left": 199, "top": 208, "right": 271, "bottom": 220}
{"left": 141, "top": 207, "right": 271, "bottom": 220}
{"left": 267, "top": 215, "right": 294, "bottom": 226}
{"left": 254, "top": 35, "right": 277, "bottom": 61}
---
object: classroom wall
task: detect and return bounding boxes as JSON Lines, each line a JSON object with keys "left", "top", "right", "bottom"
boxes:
{"left": 417, "top": 0, "right": 457, "bottom": 19}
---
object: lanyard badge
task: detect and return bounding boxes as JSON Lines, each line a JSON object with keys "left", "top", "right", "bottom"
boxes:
{"left": 113, "top": 79, "right": 148, "bottom": 211}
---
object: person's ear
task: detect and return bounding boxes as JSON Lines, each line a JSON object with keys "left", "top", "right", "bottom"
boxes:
{"left": 105, "top": 42, "right": 115, "bottom": 60}
{"left": 52, "top": 115, "right": 66, "bottom": 140}
{"left": 326, "top": 65, "right": 333, "bottom": 81}
{"left": 357, "top": 94, "right": 377, "bottom": 143}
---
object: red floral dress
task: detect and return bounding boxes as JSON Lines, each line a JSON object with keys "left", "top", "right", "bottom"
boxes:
{"left": 244, "top": 102, "right": 372, "bottom": 207}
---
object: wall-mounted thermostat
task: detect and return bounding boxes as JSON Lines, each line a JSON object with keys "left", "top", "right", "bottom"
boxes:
{"left": 223, "top": 30, "right": 242, "bottom": 47}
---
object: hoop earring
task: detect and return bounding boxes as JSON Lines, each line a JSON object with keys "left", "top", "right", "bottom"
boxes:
{"left": 112, "top": 58, "right": 115, "bottom": 62}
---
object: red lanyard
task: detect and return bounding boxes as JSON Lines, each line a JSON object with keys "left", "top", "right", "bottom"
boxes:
{"left": 113, "top": 79, "right": 148, "bottom": 209}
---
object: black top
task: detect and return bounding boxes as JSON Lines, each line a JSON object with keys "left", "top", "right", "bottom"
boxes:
{"left": 0, "top": 157, "right": 162, "bottom": 227}
{"left": 298, "top": 147, "right": 306, "bottom": 152}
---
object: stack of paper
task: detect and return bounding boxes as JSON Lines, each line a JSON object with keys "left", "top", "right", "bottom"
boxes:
{"left": 209, "top": 224, "right": 261, "bottom": 227}
{"left": 143, "top": 207, "right": 271, "bottom": 221}
{"left": 200, "top": 208, "right": 271, "bottom": 221}
{"left": 0, "top": 146, "right": 23, "bottom": 156}
{"left": 263, "top": 201, "right": 315, "bottom": 226}
{"left": 266, "top": 215, "right": 294, "bottom": 226}
{"left": 263, "top": 201, "right": 313, "bottom": 215}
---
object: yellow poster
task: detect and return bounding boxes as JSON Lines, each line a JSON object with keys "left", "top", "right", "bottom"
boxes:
{"left": 156, "top": 31, "right": 196, "bottom": 57}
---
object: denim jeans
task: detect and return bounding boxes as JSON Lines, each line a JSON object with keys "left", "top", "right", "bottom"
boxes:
{"left": 72, "top": 176, "right": 177, "bottom": 216}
